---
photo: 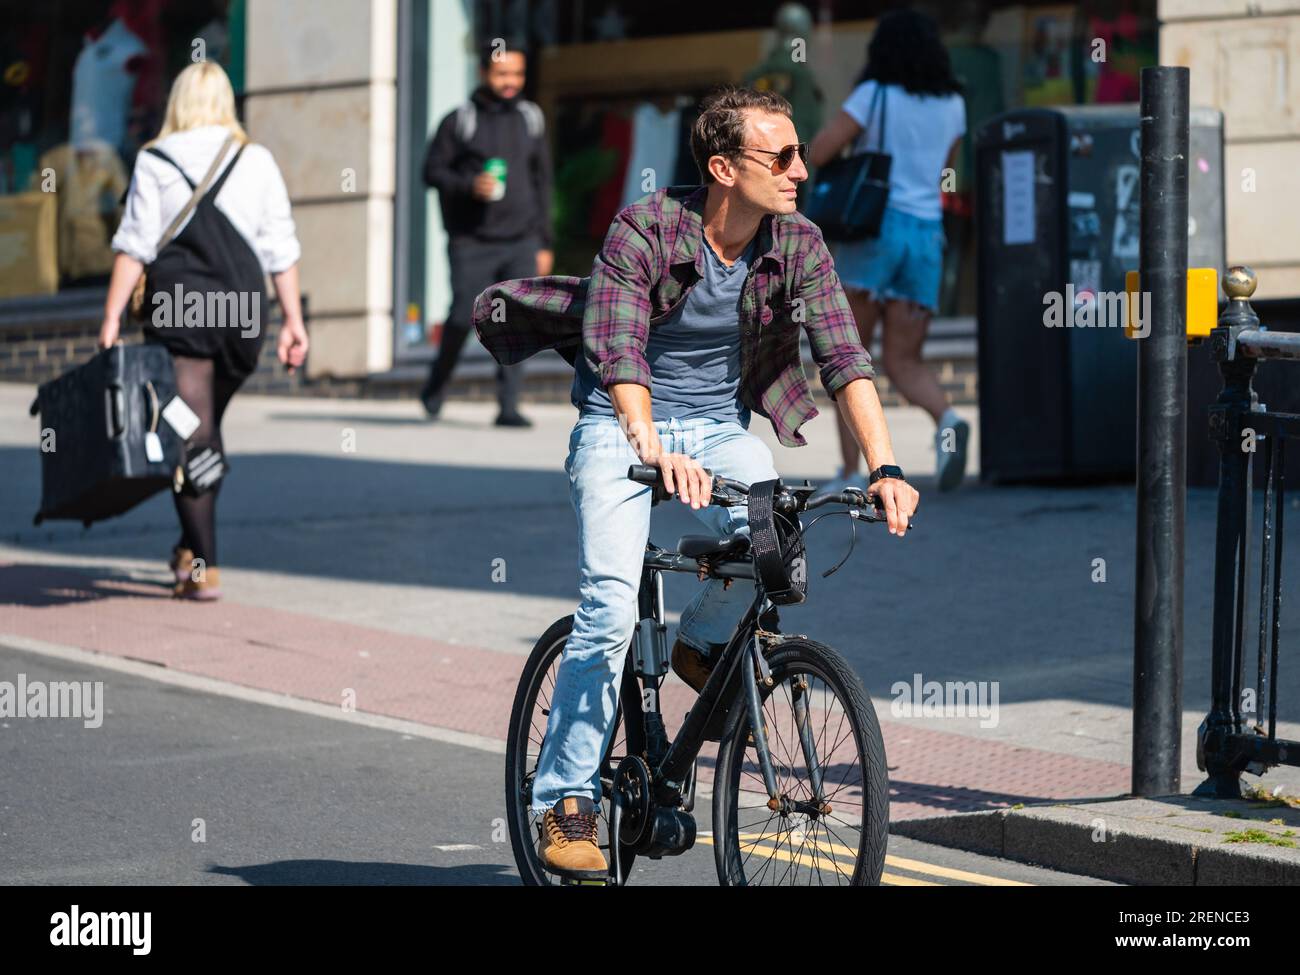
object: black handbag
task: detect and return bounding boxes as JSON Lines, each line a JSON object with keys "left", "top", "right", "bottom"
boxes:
{"left": 30, "top": 344, "right": 183, "bottom": 526}
{"left": 805, "top": 83, "right": 892, "bottom": 241}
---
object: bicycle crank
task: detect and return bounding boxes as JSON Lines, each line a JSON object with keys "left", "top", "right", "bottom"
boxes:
{"left": 614, "top": 756, "right": 696, "bottom": 859}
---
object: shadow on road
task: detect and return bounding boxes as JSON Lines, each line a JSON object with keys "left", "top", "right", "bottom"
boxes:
{"left": 0, "top": 562, "right": 169, "bottom": 606}
{"left": 205, "top": 859, "right": 519, "bottom": 885}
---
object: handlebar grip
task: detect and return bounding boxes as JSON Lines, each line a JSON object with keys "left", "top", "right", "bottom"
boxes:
{"left": 627, "top": 464, "right": 659, "bottom": 486}
{"left": 627, "top": 464, "right": 674, "bottom": 503}
{"left": 627, "top": 463, "right": 721, "bottom": 505}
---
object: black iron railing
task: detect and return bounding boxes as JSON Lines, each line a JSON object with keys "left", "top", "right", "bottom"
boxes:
{"left": 1196, "top": 266, "right": 1300, "bottom": 796}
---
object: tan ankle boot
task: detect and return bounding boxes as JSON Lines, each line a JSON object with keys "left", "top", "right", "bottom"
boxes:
{"left": 538, "top": 796, "right": 606, "bottom": 880}
{"left": 169, "top": 546, "right": 195, "bottom": 585}
{"left": 174, "top": 566, "right": 222, "bottom": 601}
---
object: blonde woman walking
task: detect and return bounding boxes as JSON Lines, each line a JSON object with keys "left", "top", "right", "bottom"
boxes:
{"left": 98, "top": 61, "right": 308, "bottom": 599}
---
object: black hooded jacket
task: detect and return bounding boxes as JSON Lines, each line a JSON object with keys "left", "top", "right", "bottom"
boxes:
{"left": 423, "top": 85, "right": 553, "bottom": 248}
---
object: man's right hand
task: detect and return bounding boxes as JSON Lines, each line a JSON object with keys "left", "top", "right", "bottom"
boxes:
{"left": 657, "top": 452, "right": 713, "bottom": 509}
{"left": 471, "top": 172, "right": 499, "bottom": 201}
{"left": 637, "top": 435, "right": 712, "bottom": 510}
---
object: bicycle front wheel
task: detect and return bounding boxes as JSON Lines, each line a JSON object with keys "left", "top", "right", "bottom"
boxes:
{"left": 711, "top": 638, "right": 889, "bottom": 885}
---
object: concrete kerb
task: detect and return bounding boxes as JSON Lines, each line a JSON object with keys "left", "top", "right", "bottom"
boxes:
{"left": 890, "top": 794, "right": 1300, "bottom": 885}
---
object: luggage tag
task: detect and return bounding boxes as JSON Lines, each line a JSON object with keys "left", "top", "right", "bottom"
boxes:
{"left": 161, "top": 396, "right": 201, "bottom": 441}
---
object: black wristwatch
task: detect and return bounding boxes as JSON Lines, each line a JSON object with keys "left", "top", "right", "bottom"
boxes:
{"left": 868, "top": 464, "right": 906, "bottom": 485}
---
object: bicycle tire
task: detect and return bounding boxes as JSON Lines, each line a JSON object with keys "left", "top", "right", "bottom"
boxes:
{"left": 711, "top": 638, "right": 889, "bottom": 886}
{"left": 504, "top": 615, "right": 639, "bottom": 886}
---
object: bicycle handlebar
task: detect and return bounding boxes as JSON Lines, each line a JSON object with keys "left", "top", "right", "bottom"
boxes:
{"left": 626, "top": 463, "right": 894, "bottom": 522}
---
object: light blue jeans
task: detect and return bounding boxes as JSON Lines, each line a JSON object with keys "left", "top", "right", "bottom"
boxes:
{"left": 529, "top": 413, "right": 779, "bottom": 813}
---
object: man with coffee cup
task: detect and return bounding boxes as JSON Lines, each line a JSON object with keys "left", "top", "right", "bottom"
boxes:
{"left": 421, "top": 40, "right": 553, "bottom": 427}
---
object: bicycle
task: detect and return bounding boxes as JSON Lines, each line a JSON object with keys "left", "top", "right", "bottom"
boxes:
{"left": 505, "top": 463, "right": 909, "bottom": 885}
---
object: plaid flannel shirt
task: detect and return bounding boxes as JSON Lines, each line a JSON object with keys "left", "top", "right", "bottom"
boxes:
{"left": 472, "top": 184, "right": 874, "bottom": 447}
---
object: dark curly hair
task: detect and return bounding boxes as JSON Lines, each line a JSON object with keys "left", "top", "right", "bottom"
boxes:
{"left": 690, "top": 85, "right": 793, "bottom": 184}
{"left": 856, "top": 9, "right": 963, "bottom": 96}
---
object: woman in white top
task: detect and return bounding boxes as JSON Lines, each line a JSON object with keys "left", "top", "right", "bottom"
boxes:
{"left": 99, "top": 61, "right": 309, "bottom": 600}
{"left": 809, "top": 9, "right": 970, "bottom": 492}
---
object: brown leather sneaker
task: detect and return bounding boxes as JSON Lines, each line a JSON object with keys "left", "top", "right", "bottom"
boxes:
{"left": 538, "top": 796, "right": 607, "bottom": 880}
{"left": 670, "top": 638, "right": 713, "bottom": 693}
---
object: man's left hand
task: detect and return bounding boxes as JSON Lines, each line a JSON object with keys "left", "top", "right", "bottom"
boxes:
{"left": 536, "top": 249, "right": 554, "bottom": 275}
{"left": 867, "top": 477, "right": 919, "bottom": 536}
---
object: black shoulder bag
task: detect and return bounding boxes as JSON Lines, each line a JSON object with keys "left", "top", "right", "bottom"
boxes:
{"left": 804, "top": 83, "right": 892, "bottom": 241}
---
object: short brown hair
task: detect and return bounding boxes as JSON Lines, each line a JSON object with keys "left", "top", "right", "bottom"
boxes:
{"left": 690, "top": 86, "right": 793, "bottom": 184}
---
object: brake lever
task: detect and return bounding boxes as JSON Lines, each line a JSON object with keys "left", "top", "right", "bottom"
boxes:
{"left": 847, "top": 488, "right": 916, "bottom": 531}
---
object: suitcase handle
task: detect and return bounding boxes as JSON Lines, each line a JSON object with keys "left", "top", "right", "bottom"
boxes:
{"left": 105, "top": 382, "right": 126, "bottom": 440}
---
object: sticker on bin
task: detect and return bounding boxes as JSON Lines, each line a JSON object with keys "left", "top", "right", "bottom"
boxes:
{"left": 161, "top": 396, "right": 201, "bottom": 440}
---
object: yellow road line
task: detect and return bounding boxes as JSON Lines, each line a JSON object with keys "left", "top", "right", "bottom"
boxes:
{"left": 737, "top": 828, "right": 858, "bottom": 860}
{"left": 885, "top": 854, "right": 1032, "bottom": 887}
{"left": 881, "top": 872, "right": 943, "bottom": 886}
{"left": 701, "top": 834, "right": 944, "bottom": 885}
{"left": 703, "top": 831, "right": 1034, "bottom": 886}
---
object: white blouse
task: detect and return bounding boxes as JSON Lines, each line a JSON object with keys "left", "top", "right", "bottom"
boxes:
{"left": 112, "top": 124, "right": 301, "bottom": 274}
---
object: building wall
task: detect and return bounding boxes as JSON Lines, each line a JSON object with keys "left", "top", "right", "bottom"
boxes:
{"left": 244, "top": 0, "right": 398, "bottom": 378}
{"left": 1160, "top": 0, "right": 1300, "bottom": 300}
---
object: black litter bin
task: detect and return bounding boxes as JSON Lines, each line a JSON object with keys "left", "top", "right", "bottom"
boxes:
{"left": 974, "top": 104, "right": 1225, "bottom": 483}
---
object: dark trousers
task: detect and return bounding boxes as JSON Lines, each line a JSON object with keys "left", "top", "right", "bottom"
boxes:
{"left": 422, "top": 234, "right": 539, "bottom": 414}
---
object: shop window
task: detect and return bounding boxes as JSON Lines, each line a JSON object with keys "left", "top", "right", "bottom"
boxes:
{"left": 0, "top": 0, "right": 245, "bottom": 302}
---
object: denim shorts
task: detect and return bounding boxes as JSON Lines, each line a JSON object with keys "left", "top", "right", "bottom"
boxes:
{"left": 832, "top": 206, "right": 946, "bottom": 312}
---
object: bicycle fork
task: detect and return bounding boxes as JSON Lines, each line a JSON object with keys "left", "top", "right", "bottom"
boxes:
{"left": 744, "top": 627, "right": 831, "bottom": 817}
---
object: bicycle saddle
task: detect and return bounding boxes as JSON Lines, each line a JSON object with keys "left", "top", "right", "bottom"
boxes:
{"left": 677, "top": 532, "right": 751, "bottom": 560}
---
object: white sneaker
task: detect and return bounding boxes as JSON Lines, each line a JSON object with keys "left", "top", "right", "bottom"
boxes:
{"left": 935, "top": 417, "right": 970, "bottom": 492}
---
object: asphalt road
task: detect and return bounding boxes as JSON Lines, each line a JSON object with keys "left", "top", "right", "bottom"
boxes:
{"left": 0, "top": 643, "right": 1116, "bottom": 886}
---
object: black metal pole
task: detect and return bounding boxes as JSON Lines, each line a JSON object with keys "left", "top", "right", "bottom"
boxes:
{"left": 1132, "top": 66, "right": 1189, "bottom": 796}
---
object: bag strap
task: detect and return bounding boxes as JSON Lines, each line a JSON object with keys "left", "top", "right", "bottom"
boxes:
{"left": 151, "top": 133, "right": 237, "bottom": 256}
{"left": 144, "top": 148, "right": 195, "bottom": 189}
{"left": 864, "top": 82, "right": 888, "bottom": 154}
{"left": 205, "top": 142, "right": 247, "bottom": 199}
{"left": 880, "top": 85, "right": 888, "bottom": 153}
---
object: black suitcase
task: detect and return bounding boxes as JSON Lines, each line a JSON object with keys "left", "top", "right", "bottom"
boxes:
{"left": 30, "top": 344, "right": 185, "bottom": 526}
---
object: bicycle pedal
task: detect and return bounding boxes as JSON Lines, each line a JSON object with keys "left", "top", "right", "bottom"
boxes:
{"left": 558, "top": 877, "right": 609, "bottom": 886}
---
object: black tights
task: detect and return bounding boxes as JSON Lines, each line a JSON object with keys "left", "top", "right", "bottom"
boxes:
{"left": 171, "top": 356, "right": 241, "bottom": 568}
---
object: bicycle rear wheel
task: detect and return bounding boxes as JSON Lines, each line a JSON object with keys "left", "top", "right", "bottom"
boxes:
{"left": 711, "top": 638, "right": 889, "bottom": 885}
{"left": 504, "top": 615, "right": 640, "bottom": 885}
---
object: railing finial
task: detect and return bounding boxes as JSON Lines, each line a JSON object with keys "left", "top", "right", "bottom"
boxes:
{"left": 1224, "top": 265, "right": 1257, "bottom": 301}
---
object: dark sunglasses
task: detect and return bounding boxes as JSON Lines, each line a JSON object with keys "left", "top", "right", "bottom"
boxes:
{"left": 738, "top": 142, "right": 808, "bottom": 172}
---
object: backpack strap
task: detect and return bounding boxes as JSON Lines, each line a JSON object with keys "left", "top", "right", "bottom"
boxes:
{"left": 144, "top": 147, "right": 196, "bottom": 189}
{"left": 454, "top": 101, "right": 477, "bottom": 143}
{"left": 152, "top": 134, "right": 237, "bottom": 255}
{"left": 205, "top": 142, "right": 247, "bottom": 198}
{"left": 518, "top": 99, "right": 544, "bottom": 139}
{"left": 455, "top": 98, "right": 544, "bottom": 143}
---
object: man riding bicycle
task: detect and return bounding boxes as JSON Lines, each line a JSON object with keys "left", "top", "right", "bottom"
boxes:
{"left": 474, "top": 86, "right": 920, "bottom": 881}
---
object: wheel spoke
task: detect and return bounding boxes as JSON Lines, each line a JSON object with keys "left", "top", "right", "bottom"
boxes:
{"left": 723, "top": 647, "right": 883, "bottom": 886}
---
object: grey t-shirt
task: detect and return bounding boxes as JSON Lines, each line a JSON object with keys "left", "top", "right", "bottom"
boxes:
{"left": 572, "top": 230, "right": 756, "bottom": 425}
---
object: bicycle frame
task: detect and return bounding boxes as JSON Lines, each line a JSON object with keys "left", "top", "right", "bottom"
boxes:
{"left": 622, "top": 538, "right": 827, "bottom": 818}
